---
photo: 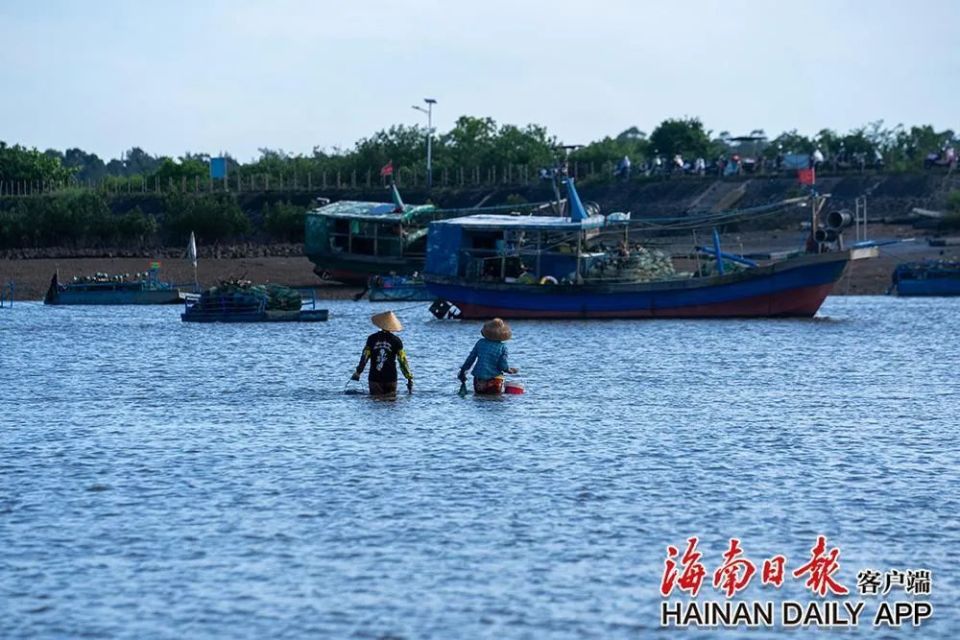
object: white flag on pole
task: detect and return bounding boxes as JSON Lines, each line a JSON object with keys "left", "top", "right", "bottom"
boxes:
{"left": 187, "top": 231, "right": 197, "bottom": 268}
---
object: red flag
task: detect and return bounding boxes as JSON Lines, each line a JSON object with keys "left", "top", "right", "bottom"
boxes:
{"left": 798, "top": 167, "right": 815, "bottom": 185}
{"left": 380, "top": 161, "right": 394, "bottom": 177}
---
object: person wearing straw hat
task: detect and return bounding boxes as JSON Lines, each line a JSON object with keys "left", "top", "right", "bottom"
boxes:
{"left": 352, "top": 311, "right": 414, "bottom": 395}
{"left": 457, "top": 318, "right": 518, "bottom": 395}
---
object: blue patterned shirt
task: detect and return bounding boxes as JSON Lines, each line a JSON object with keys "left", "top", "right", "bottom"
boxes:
{"left": 461, "top": 338, "right": 510, "bottom": 380}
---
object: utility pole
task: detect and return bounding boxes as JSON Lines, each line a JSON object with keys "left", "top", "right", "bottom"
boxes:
{"left": 412, "top": 98, "right": 437, "bottom": 188}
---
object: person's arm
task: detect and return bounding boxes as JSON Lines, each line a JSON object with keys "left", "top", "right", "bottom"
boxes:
{"left": 398, "top": 349, "right": 413, "bottom": 381}
{"left": 497, "top": 345, "right": 510, "bottom": 373}
{"left": 353, "top": 342, "right": 371, "bottom": 380}
{"left": 459, "top": 343, "right": 479, "bottom": 379}
{"left": 497, "top": 345, "right": 518, "bottom": 375}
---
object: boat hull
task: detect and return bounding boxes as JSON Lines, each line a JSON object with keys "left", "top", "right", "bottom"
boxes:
{"left": 181, "top": 309, "right": 329, "bottom": 323}
{"left": 894, "top": 280, "right": 960, "bottom": 296}
{"left": 45, "top": 289, "right": 184, "bottom": 305}
{"left": 307, "top": 254, "right": 423, "bottom": 285}
{"left": 426, "top": 250, "right": 867, "bottom": 319}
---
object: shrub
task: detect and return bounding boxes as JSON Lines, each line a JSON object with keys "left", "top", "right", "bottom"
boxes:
{"left": 947, "top": 190, "right": 960, "bottom": 213}
{"left": 263, "top": 200, "right": 307, "bottom": 242}
{"left": 162, "top": 193, "right": 250, "bottom": 244}
{"left": 117, "top": 206, "right": 158, "bottom": 244}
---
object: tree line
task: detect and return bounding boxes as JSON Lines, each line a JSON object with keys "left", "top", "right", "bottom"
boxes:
{"left": 0, "top": 191, "right": 307, "bottom": 250}
{"left": 1, "top": 116, "right": 956, "bottom": 249}
{"left": 1, "top": 116, "right": 957, "bottom": 189}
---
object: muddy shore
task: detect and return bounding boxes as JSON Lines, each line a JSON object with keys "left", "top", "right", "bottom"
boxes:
{"left": 0, "top": 256, "right": 361, "bottom": 301}
{"left": 1, "top": 225, "right": 955, "bottom": 301}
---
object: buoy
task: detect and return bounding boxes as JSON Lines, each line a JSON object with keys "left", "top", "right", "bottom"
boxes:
{"left": 504, "top": 380, "right": 525, "bottom": 395}
{"left": 539, "top": 276, "right": 558, "bottom": 285}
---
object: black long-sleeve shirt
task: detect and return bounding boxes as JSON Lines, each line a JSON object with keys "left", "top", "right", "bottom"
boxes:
{"left": 355, "top": 330, "right": 413, "bottom": 383}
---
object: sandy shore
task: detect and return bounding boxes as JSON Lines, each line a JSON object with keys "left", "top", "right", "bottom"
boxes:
{"left": 1, "top": 226, "right": 954, "bottom": 301}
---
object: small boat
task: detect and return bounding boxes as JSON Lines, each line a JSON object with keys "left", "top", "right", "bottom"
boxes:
{"left": 424, "top": 179, "right": 877, "bottom": 319}
{"left": 890, "top": 260, "right": 960, "bottom": 296}
{"left": 181, "top": 281, "right": 328, "bottom": 323}
{"left": 44, "top": 264, "right": 187, "bottom": 305}
{"left": 367, "top": 274, "right": 434, "bottom": 302}
{"left": 304, "top": 185, "right": 556, "bottom": 284}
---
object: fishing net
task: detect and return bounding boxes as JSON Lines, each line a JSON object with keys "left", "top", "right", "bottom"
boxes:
{"left": 200, "top": 280, "right": 302, "bottom": 311}
{"left": 584, "top": 246, "right": 677, "bottom": 282}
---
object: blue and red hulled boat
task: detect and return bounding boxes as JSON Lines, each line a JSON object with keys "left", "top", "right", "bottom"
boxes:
{"left": 424, "top": 179, "right": 876, "bottom": 319}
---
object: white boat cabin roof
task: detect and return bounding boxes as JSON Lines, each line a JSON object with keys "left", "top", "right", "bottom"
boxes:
{"left": 432, "top": 214, "right": 605, "bottom": 232}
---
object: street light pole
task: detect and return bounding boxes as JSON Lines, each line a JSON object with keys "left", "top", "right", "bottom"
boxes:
{"left": 412, "top": 98, "right": 437, "bottom": 188}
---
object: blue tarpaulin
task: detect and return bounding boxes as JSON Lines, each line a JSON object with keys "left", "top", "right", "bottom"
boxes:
{"left": 426, "top": 224, "right": 463, "bottom": 277}
{"left": 210, "top": 157, "right": 228, "bottom": 179}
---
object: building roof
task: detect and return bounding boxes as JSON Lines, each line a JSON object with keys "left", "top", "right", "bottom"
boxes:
{"left": 306, "top": 200, "right": 436, "bottom": 223}
{"left": 431, "top": 214, "right": 605, "bottom": 231}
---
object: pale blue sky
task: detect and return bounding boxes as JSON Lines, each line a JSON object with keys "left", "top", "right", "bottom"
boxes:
{"left": 1, "top": 0, "right": 957, "bottom": 161}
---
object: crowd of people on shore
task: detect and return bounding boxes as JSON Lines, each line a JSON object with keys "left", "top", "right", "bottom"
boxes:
{"left": 608, "top": 143, "right": 958, "bottom": 181}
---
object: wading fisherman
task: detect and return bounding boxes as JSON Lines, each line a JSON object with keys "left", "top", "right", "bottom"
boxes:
{"left": 352, "top": 311, "right": 413, "bottom": 395}
{"left": 457, "top": 318, "right": 518, "bottom": 395}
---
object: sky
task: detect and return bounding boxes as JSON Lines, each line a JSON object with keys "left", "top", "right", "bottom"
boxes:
{"left": 1, "top": 0, "right": 957, "bottom": 161}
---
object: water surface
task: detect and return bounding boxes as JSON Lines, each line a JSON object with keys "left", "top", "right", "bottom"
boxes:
{"left": 1, "top": 297, "right": 958, "bottom": 638}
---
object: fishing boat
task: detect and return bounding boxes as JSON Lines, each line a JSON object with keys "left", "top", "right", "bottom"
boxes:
{"left": 424, "top": 179, "right": 877, "bottom": 319}
{"left": 304, "top": 185, "right": 555, "bottom": 284}
{"left": 44, "top": 263, "right": 188, "bottom": 305}
{"left": 890, "top": 260, "right": 960, "bottom": 296}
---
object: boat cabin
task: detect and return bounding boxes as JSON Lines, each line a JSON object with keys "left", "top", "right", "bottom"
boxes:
{"left": 305, "top": 199, "right": 437, "bottom": 262}
{"left": 304, "top": 184, "right": 561, "bottom": 282}
{"left": 425, "top": 214, "right": 607, "bottom": 284}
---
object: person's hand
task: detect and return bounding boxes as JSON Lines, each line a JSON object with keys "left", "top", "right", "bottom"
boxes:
{"left": 507, "top": 367, "right": 519, "bottom": 374}
{"left": 407, "top": 379, "right": 414, "bottom": 394}
{"left": 350, "top": 371, "right": 360, "bottom": 381}
{"left": 457, "top": 369, "right": 467, "bottom": 383}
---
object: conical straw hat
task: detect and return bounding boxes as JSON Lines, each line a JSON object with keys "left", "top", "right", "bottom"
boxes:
{"left": 372, "top": 310, "right": 403, "bottom": 332}
{"left": 481, "top": 318, "right": 511, "bottom": 341}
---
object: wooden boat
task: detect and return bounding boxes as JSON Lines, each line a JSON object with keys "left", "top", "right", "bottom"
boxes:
{"left": 890, "top": 260, "right": 960, "bottom": 296}
{"left": 304, "top": 185, "right": 554, "bottom": 284}
{"left": 44, "top": 265, "right": 187, "bottom": 305}
{"left": 424, "top": 179, "right": 877, "bottom": 319}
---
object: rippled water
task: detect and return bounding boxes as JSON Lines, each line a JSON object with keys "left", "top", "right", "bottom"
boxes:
{"left": 1, "top": 297, "right": 958, "bottom": 638}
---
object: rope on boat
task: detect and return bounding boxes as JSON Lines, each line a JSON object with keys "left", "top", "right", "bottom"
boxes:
{"left": 326, "top": 301, "right": 435, "bottom": 318}
{"left": 623, "top": 198, "right": 808, "bottom": 232}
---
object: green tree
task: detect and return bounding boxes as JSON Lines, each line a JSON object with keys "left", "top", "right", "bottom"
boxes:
{"left": 123, "top": 147, "right": 162, "bottom": 176}
{"left": 0, "top": 142, "right": 74, "bottom": 184}
{"left": 63, "top": 148, "right": 108, "bottom": 182}
{"left": 649, "top": 118, "right": 712, "bottom": 159}
{"left": 440, "top": 115, "right": 498, "bottom": 167}
{"left": 351, "top": 125, "right": 426, "bottom": 172}
{"left": 572, "top": 127, "right": 650, "bottom": 171}
{"left": 769, "top": 130, "right": 814, "bottom": 155}
{"left": 151, "top": 157, "right": 208, "bottom": 186}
